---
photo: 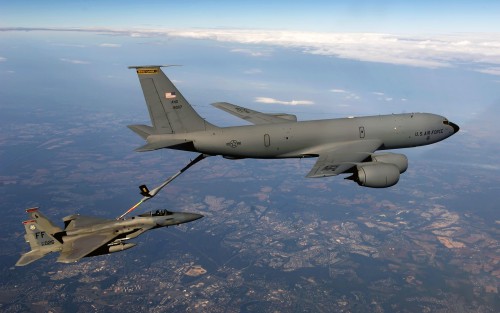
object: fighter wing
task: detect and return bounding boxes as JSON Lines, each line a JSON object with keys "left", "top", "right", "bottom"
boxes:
{"left": 57, "top": 231, "right": 118, "bottom": 263}
{"left": 306, "top": 139, "right": 383, "bottom": 178}
{"left": 212, "top": 102, "right": 297, "bottom": 125}
{"left": 63, "top": 214, "right": 113, "bottom": 231}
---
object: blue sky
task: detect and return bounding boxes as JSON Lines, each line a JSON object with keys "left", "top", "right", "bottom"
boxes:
{"left": 0, "top": 0, "right": 499, "bottom": 144}
{"left": 1, "top": 0, "right": 500, "bottom": 32}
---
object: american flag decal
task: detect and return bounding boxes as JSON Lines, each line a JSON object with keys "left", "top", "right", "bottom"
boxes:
{"left": 165, "top": 92, "right": 176, "bottom": 99}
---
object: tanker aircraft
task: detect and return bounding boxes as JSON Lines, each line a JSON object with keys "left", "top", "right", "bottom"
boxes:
{"left": 16, "top": 207, "right": 203, "bottom": 266}
{"left": 127, "top": 66, "right": 459, "bottom": 188}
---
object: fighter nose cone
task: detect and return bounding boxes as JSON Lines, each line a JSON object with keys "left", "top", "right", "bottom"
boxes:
{"left": 182, "top": 212, "right": 204, "bottom": 222}
{"left": 449, "top": 121, "right": 460, "bottom": 133}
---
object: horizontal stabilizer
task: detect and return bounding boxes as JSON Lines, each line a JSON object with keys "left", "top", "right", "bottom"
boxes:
{"left": 135, "top": 137, "right": 194, "bottom": 152}
{"left": 135, "top": 142, "right": 165, "bottom": 152}
{"left": 127, "top": 125, "right": 155, "bottom": 140}
{"left": 16, "top": 250, "right": 50, "bottom": 266}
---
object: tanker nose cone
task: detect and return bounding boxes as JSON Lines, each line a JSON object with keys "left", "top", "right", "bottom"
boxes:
{"left": 449, "top": 121, "right": 460, "bottom": 133}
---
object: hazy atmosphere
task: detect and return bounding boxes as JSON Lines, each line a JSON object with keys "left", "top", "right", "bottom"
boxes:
{"left": 1, "top": 1, "right": 499, "bottom": 312}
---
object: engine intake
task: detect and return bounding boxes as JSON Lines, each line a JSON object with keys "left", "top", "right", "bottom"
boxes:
{"left": 370, "top": 153, "right": 408, "bottom": 173}
{"left": 347, "top": 162, "right": 400, "bottom": 188}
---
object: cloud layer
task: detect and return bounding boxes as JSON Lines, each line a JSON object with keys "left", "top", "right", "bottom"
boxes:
{"left": 255, "top": 97, "right": 313, "bottom": 106}
{"left": 162, "top": 29, "right": 500, "bottom": 73}
{"left": 4, "top": 27, "right": 500, "bottom": 74}
{"left": 60, "top": 58, "right": 90, "bottom": 64}
{"left": 98, "top": 43, "right": 121, "bottom": 48}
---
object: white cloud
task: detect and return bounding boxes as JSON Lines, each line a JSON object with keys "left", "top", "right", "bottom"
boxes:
{"left": 99, "top": 43, "right": 121, "bottom": 48}
{"left": 255, "top": 97, "right": 313, "bottom": 106}
{"left": 162, "top": 29, "right": 500, "bottom": 69}
{"left": 51, "top": 43, "right": 86, "bottom": 48}
{"left": 230, "top": 48, "right": 270, "bottom": 57}
{"left": 249, "top": 82, "right": 270, "bottom": 89}
{"left": 130, "top": 33, "right": 148, "bottom": 37}
{"left": 60, "top": 58, "right": 90, "bottom": 64}
{"left": 331, "top": 88, "right": 360, "bottom": 101}
{"left": 345, "top": 93, "right": 360, "bottom": 100}
{"left": 0, "top": 56, "right": 6, "bottom": 62}
{"left": 476, "top": 67, "right": 500, "bottom": 76}
{"left": 372, "top": 91, "right": 394, "bottom": 102}
{"left": 244, "top": 68, "right": 262, "bottom": 74}
{"left": 6, "top": 27, "right": 500, "bottom": 71}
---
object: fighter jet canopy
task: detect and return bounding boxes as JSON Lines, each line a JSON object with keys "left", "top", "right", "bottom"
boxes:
{"left": 138, "top": 209, "right": 174, "bottom": 217}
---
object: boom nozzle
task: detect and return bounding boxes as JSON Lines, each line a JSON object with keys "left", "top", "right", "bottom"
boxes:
{"left": 139, "top": 185, "right": 152, "bottom": 197}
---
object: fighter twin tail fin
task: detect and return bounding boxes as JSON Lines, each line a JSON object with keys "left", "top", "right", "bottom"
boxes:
{"left": 16, "top": 208, "right": 63, "bottom": 266}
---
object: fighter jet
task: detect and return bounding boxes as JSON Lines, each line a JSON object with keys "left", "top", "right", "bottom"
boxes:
{"left": 128, "top": 66, "right": 459, "bottom": 188}
{"left": 16, "top": 207, "right": 203, "bottom": 266}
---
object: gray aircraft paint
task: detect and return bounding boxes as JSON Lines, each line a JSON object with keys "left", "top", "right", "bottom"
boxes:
{"left": 16, "top": 208, "right": 203, "bottom": 266}
{"left": 173, "top": 113, "right": 453, "bottom": 157}
{"left": 128, "top": 66, "right": 459, "bottom": 187}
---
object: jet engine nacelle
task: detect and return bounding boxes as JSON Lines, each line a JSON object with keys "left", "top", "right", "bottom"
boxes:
{"left": 370, "top": 153, "right": 408, "bottom": 173}
{"left": 349, "top": 162, "right": 401, "bottom": 188}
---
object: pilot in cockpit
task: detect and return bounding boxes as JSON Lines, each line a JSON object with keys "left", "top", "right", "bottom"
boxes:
{"left": 148, "top": 210, "right": 174, "bottom": 216}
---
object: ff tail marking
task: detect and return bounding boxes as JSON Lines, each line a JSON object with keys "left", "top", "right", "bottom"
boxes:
{"left": 16, "top": 209, "right": 63, "bottom": 266}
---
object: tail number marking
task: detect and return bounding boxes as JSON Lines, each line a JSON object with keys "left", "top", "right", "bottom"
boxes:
{"left": 137, "top": 69, "right": 158, "bottom": 74}
{"left": 41, "top": 240, "right": 55, "bottom": 246}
